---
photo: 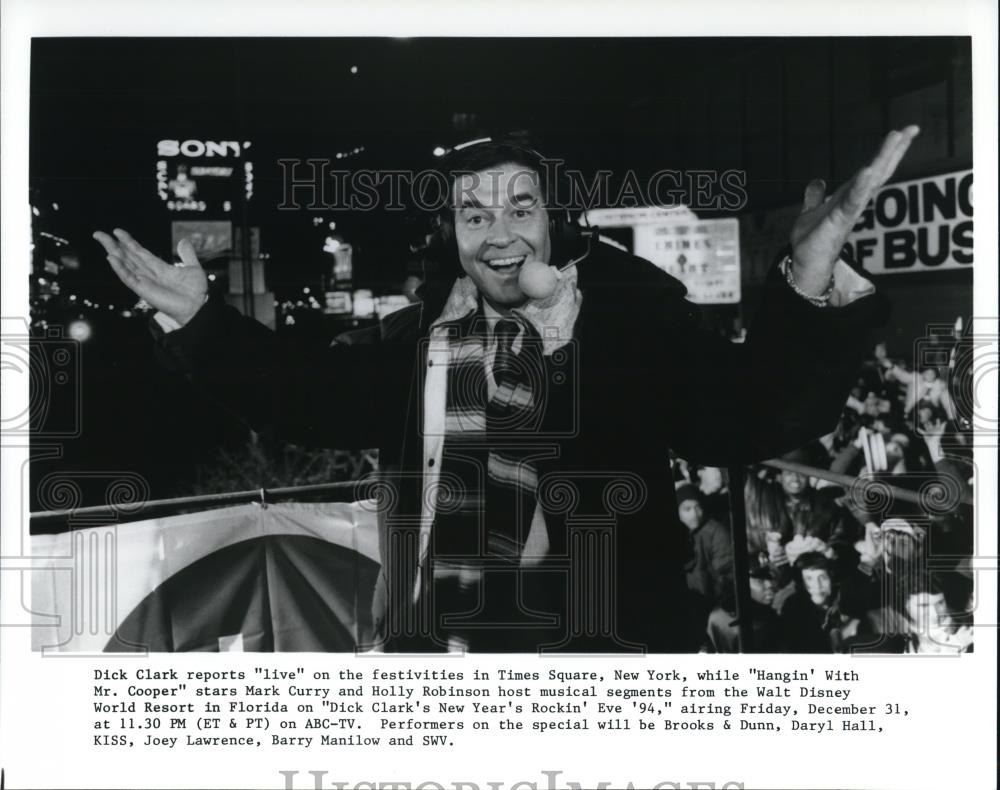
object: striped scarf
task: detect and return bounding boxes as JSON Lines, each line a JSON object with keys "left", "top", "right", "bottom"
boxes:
{"left": 430, "top": 308, "right": 546, "bottom": 647}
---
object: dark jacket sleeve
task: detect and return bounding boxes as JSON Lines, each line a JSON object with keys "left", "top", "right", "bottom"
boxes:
{"left": 643, "top": 255, "right": 888, "bottom": 465}
{"left": 150, "top": 301, "right": 417, "bottom": 451}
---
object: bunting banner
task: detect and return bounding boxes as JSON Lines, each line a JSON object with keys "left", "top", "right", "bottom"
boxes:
{"left": 30, "top": 501, "right": 381, "bottom": 653}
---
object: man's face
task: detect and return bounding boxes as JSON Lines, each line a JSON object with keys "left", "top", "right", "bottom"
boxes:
{"left": 906, "top": 592, "right": 948, "bottom": 631}
{"left": 678, "top": 499, "right": 704, "bottom": 531}
{"left": 452, "top": 162, "right": 551, "bottom": 311}
{"left": 750, "top": 577, "right": 775, "bottom": 606}
{"left": 863, "top": 394, "right": 881, "bottom": 417}
{"left": 801, "top": 567, "right": 832, "bottom": 606}
{"left": 780, "top": 469, "right": 808, "bottom": 497}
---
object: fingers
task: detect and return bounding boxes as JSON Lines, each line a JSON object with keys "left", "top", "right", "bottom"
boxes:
{"left": 111, "top": 228, "right": 167, "bottom": 277}
{"left": 92, "top": 230, "right": 120, "bottom": 257}
{"left": 96, "top": 229, "right": 163, "bottom": 299}
{"left": 869, "top": 125, "right": 920, "bottom": 187}
{"left": 176, "top": 238, "right": 204, "bottom": 269}
{"left": 95, "top": 229, "right": 157, "bottom": 282}
{"left": 96, "top": 231, "right": 142, "bottom": 286}
{"left": 801, "top": 179, "right": 826, "bottom": 213}
{"left": 106, "top": 250, "right": 140, "bottom": 288}
{"left": 823, "top": 125, "right": 920, "bottom": 228}
{"left": 840, "top": 166, "right": 877, "bottom": 219}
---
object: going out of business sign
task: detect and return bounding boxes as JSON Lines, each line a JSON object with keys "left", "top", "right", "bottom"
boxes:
{"left": 844, "top": 170, "right": 972, "bottom": 274}
{"left": 585, "top": 207, "right": 741, "bottom": 304}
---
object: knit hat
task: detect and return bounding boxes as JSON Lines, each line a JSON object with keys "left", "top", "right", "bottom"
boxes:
{"left": 675, "top": 483, "right": 703, "bottom": 506}
{"left": 780, "top": 441, "right": 829, "bottom": 469}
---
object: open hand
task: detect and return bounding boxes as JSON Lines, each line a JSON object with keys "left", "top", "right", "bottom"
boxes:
{"left": 94, "top": 229, "right": 207, "bottom": 326}
{"left": 790, "top": 126, "right": 920, "bottom": 295}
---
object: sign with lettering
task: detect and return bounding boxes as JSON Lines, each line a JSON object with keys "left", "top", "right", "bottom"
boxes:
{"left": 156, "top": 139, "right": 247, "bottom": 158}
{"left": 155, "top": 139, "right": 253, "bottom": 213}
{"left": 170, "top": 221, "right": 232, "bottom": 263}
{"left": 844, "top": 170, "right": 973, "bottom": 274}
{"left": 586, "top": 208, "right": 740, "bottom": 304}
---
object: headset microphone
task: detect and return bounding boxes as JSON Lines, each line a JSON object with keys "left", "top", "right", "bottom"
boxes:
{"left": 518, "top": 260, "right": 558, "bottom": 300}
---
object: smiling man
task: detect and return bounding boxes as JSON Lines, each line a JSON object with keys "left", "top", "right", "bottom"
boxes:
{"left": 94, "top": 127, "right": 918, "bottom": 653}
{"left": 453, "top": 162, "right": 551, "bottom": 309}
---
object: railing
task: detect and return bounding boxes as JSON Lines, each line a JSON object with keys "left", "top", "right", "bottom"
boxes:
{"left": 29, "top": 480, "right": 360, "bottom": 532}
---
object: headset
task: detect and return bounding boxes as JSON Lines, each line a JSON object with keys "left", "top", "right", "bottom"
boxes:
{"left": 417, "top": 135, "right": 592, "bottom": 275}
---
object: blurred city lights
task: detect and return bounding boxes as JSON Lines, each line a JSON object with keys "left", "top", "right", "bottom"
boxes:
{"left": 68, "top": 319, "right": 93, "bottom": 342}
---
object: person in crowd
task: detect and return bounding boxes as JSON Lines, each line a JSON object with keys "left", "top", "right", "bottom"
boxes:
{"left": 705, "top": 567, "right": 782, "bottom": 653}
{"left": 857, "top": 568, "right": 973, "bottom": 654}
{"left": 906, "top": 364, "right": 953, "bottom": 417}
{"left": 94, "top": 126, "right": 918, "bottom": 652}
{"left": 778, "top": 552, "right": 842, "bottom": 652}
{"left": 777, "top": 446, "right": 861, "bottom": 546}
{"left": 745, "top": 442, "right": 860, "bottom": 580}
{"left": 678, "top": 483, "right": 733, "bottom": 629}
{"left": 695, "top": 466, "right": 731, "bottom": 526}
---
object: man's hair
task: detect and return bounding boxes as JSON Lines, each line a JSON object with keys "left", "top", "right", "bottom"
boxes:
{"left": 795, "top": 551, "right": 830, "bottom": 573}
{"left": 794, "top": 551, "right": 835, "bottom": 595}
{"left": 439, "top": 131, "right": 554, "bottom": 210}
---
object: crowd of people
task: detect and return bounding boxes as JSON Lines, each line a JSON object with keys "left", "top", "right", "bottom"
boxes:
{"left": 673, "top": 333, "right": 975, "bottom": 654}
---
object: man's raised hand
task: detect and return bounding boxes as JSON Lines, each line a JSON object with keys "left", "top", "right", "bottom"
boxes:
{"left": 94, "top": 229, "right": 208, "bottom": 326}
{"left": 790, "top": 125, "right": 920, "bottom": 296}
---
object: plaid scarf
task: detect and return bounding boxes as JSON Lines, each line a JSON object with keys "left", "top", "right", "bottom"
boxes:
{"left": 429, "top": 308, "right": 547, "bottom": 648}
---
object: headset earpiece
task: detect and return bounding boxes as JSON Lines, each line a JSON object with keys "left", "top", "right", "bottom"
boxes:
{"left": 549, "top": 207, "right": 586, "bottom": 266}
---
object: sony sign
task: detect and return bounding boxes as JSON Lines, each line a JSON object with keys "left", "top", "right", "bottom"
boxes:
{"left": 157, "top": 139, "right": 247, "bottom": 158}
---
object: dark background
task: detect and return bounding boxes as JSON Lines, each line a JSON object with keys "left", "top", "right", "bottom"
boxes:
{"left": 27, "top": 37, "right": 973, "bottom": 512}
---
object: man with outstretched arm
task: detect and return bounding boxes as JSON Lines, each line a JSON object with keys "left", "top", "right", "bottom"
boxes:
{"left": 94, "top": 126, "right": 919, "bottom": 653}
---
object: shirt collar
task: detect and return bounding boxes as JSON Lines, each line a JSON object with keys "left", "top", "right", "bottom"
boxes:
{"left": 429, "top": 264, "right": 580, "bottom": 356}
{"left": 429, "top": 276, "right": 524, "bottom": 339}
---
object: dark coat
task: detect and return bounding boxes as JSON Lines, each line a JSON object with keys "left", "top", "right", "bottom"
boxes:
{"left": 154, "top": 241, "right": 886, "bottom": 652}
{"left": 685, "top": 518, "right": 734, "bottom": 604}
